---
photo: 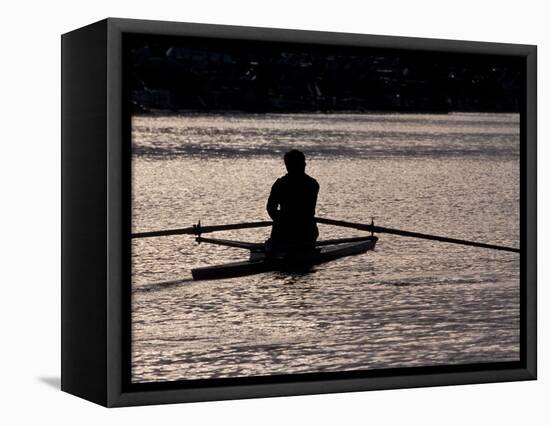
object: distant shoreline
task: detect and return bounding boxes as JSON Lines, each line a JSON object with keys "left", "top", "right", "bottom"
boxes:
{"left": 131, "top": 108, "right": 520, "bottom": 117}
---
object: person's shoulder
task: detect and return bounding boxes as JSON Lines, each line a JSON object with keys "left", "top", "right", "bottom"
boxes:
{"left": 272, "top": 176, "right": 286, "bottom": 188}
{"left": 305, "top": 174, "right": 319, "bottom": 188}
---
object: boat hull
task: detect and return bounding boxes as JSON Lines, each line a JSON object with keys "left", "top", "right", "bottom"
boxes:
{"left": 191, "top": 236, "right": 377, "bottom": 281}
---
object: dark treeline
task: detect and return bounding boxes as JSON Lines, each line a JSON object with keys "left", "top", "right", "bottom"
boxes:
{"left": 126, "top": 35, "right": 523, "bottom": 113}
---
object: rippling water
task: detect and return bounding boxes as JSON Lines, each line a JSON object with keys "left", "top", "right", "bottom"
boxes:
{"left": 131, "top": 112, "right": 520, "bottom": 383}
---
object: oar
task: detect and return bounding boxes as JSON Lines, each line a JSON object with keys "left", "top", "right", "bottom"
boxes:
{"left": 315, "top": 217, "right": 520, "bottom": 253}
{"left": 132, "top": 220, "right": 272, "bottom": 239}
{"left": 133, "top": 217, "right": 520, "bottom": 253}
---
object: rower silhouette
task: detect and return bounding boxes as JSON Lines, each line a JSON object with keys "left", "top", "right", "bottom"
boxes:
{"left": 266, "top": 149, "right": 319, "bottom": 252}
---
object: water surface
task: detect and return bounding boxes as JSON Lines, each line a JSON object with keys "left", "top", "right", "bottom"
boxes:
{"left": 131, "top": 112, "right": 520, "bottom": 383}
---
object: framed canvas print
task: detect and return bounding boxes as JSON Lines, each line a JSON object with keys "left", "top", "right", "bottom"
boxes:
{"left": 61, "top": 18, "right": 537, "bottom": 407}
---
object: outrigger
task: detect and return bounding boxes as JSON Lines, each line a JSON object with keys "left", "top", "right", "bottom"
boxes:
{"left": 132, "top": 217, "right": 520, "bottom": 282}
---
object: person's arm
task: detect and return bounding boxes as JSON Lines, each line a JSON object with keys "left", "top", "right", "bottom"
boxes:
{"left": 267, "top": 180, "right": 280, "bottom": 221}
{"left": 309, "top": 180, "right": 319, "bottom": 217}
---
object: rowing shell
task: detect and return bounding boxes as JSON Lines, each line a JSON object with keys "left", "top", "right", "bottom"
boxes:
{"left": 191, "top": 236, "right": 378, "bottom": 281}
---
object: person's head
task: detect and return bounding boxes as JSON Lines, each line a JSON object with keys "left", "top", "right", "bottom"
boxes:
{"left": 284, "top": 149, "right": 306, "bottom": 174}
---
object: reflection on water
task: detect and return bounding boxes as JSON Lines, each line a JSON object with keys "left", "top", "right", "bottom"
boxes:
{"left": 131, "top": 112, "right": 520, "bottom": 383}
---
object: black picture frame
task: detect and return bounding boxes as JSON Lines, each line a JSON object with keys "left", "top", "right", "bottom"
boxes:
{"left": 61, "top": 17, "right": 537, "bottom": 407}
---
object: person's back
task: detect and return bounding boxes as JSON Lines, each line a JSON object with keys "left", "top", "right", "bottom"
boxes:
{"left": 267, "top": 150, "right": 319, "bottom": 250}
